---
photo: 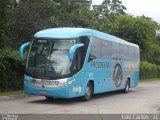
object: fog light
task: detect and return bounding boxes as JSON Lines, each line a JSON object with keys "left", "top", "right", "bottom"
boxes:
{"left": 64, "top": 90, "right": 69, "bottom": 94}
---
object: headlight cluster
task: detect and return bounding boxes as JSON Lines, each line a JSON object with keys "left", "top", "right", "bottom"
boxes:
{"left": 56, "top": 80, "right": 74, "bottom": 88}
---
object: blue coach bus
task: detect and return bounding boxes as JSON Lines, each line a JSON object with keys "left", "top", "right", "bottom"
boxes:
{"left": 20, "top": 28, "right": 140, "bottom": 101}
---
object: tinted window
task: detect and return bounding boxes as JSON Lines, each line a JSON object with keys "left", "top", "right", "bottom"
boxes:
{"left": 119, "top": 44, "right": 126, "bottom": 60}
{"left": 112, "top": 42, "right": 119, "bottom": 59}
{"left": 89, "top": 37, "right": 138, "bottom": 62}
{"left": 102, "top": 41, "right": 112, "bottom": 58}
{"left": 127, "top": 46, "right": 133, "bottom": 61}
{"left": 133, "top": 47, "right": 139, "bottom": 61}
{"left": 112, "top": 43, "right": 135, "bottom": 61}
{"left": 89, "top": 37, "right": 101, "bottom": 60}
{"left": 122, "top": 45, "right": 128, "bottom": 60}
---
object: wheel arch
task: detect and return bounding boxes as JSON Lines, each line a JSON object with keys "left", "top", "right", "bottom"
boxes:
{"left": 126, "top": 77, "right": 131, "bottom": 87}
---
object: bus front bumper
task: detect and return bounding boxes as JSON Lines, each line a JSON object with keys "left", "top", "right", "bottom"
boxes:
{"left": 24, "top": 82, "right": 81, "bottom": 98}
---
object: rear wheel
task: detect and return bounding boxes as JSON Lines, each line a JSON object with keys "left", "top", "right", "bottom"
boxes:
{"left": 122, "top": 80, "right": 130, "bottom": 93}
{"left": 82, "top": 82, "right": 93, "bottom": 101}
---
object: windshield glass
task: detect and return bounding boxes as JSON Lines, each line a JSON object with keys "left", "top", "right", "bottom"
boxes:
{"left": 26, "top": 39, "right": 76, "bottom": 78}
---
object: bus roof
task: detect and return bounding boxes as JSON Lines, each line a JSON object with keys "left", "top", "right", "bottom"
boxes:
{"left": 34, "top": 27, "right": 138, "bottom": 47}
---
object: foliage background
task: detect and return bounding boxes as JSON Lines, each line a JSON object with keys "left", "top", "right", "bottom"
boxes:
{"left": 0, "top": 0, "right": 160, "bottom": 92}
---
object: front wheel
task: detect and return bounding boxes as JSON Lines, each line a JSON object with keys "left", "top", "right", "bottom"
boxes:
{"left": 82, "top": 83, "right": 93, "bottom": 101}
{"left": 45, "top": 96, "right": 54, "bottom": 100}
{"left": 122, "top": 80, "right": 130, "bottom": 93}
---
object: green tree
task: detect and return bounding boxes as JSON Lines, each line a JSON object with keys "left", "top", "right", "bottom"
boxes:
{"left": 55, "top": 0, "right": 93, "bottom": 27}
{"left": 11, "top": 0, "right": 94, "bottom": 47}
{"left": 0, "top": 0, "right": 16, "bottom": 48}
{"left": 100, "top": 15, "right": 157, "bottom": 49}
{"left": 147, "top": 43, "right": 160, "bottom": 65}
{"left": 99, "top": 15, "right": 160, "bottom": 63}
{"left": 11, "top": 0, "right": 58, "bottom": 47}
{"left": 156, "top": 30, "right": 160, "bottom": 40}
{"left": 93, "top": 0, "right": 126, "bottom": 19}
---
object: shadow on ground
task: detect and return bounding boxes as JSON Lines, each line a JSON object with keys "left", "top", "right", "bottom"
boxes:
{"left": 27, "top": 89, "right": 135, "bottom": 105}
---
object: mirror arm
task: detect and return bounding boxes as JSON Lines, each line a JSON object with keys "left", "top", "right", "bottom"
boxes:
{"left": 68, "top": 43, "right": 84, "bottom": 62}
{"left": 20, "top": 42, "right": 31, "bottom": 61}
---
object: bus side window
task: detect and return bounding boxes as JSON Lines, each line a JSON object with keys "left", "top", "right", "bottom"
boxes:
{"left": 133, "top": 47, "right": 139, "bottom": 61}
{"left": 102, "top": 41, "right": 112, "bottom": 58}
{"left": 124, "top": 45, "right": 129, "bottom": 60}
{"left": 120, "top": 44, "right": 126, "bottom": 60}
{"left": 88, "top": 38, "right": 101, "bottom": 62}
{"left": 128, "top": 46, "right": 133, "bottom": 61}
{"left": 124, "top": 46, "right": 131, "bottom": 61}
{"left": 112, "top": 42, "right": 119, "bottom": 59}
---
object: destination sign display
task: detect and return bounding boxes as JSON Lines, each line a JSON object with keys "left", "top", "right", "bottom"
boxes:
{"left": 37, "top": 39, "right": 47, "bottom": 43}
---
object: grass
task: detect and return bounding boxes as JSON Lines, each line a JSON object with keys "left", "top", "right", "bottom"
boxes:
{"left": 0, "top": 90, "right": 23, "bottom": 96}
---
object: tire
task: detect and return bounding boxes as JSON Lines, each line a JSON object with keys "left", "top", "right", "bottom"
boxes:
{"left": 122, "top": 80, "right": 130, "bottom": 93}
{"left": 82, "top": 82, "right": 93, "bottom": 101}
{"left": 45, "top": 96, "right": 54, "bottom": 100}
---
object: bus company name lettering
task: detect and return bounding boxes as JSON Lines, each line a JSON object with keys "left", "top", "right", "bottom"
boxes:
{"left": 91, "top": 62, "right": 109, "bottom": 68}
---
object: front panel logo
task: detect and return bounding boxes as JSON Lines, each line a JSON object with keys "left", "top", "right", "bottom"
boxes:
{"left": 47, "top": 66, "right": 53, "bottom": 72}
{"left": 42, "top": 85, "right": 45, "bottom": 88}
{"left": 113, "top": 63, "right": 123, "bottom": 87}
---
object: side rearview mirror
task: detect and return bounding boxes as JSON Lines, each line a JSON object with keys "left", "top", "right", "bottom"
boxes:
{"left": 19, "top": 42, "right": 31, "bottom": 61}
{"left": 68, "top": 43, "right": 84, "bottom": 62}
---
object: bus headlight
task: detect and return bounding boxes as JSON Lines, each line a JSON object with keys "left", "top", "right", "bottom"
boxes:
{"left": 68, "top": 79, "right": 75, "bottom": 85}
{"left": 57, "top": 79, "right": 75, "bottom": 87}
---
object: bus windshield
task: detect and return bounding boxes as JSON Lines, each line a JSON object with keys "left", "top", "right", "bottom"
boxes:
{"left": 26, "top": 39, "right": 76, "bottom": 78}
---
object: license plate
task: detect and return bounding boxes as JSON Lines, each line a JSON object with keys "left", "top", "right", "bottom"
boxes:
{"left": 39, "top": 90, "right": 48, "bottom": 94}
